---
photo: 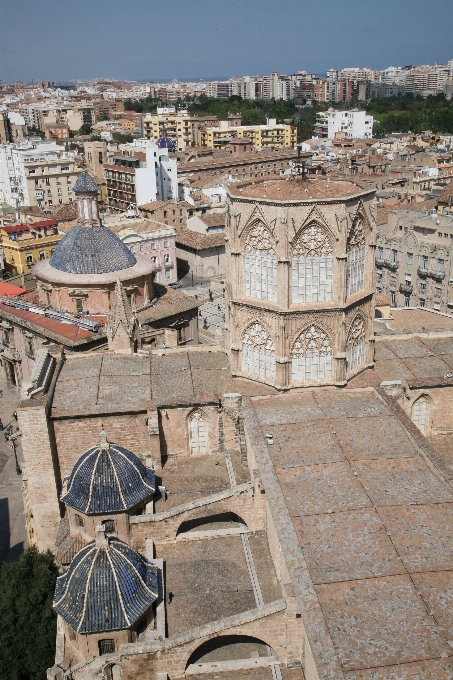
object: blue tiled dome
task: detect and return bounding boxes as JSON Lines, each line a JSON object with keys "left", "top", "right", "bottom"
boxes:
{"left": 61, "top": 437, "right": 155, "bottom": 514}
{"left": 53, "top": 537, "right": 158, "bottom": 633}
{"left": 156, "top": 136, "right": 176, "bottom": 151}
{"left": 49, "top": 224, "right": 137, "bottom": 274}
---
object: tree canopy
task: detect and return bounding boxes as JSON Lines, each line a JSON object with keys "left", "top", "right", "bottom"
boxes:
{"left": 0, "top": 548, "right": 58, "bottom": 680}
{"left": 122, "top": 92, "right": 453, "bottom": 141}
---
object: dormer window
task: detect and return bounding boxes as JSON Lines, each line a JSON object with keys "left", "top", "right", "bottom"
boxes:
{"left": 103, "top": 520, "right": 115, "bottom": 534}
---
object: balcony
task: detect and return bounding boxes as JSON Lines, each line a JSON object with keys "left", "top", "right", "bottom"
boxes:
{"left": 153, "top": 264, "right": 161, "bottom": 272}
{"left": 375, "top": 257, "right": 385, "bottom": 268}
{"left": 418, "top": 267, "right": 429, "bottom": 278}
{"left": 399, "top": 283, "right": 413, "bottom": 295}
{"left": 385, "top": 260, "right": 399, "bottom": 272}
{"left": 164, "top": 261, "right": 174, "bottom": 269}
{"left": 428, "top": 269, "right": 445, "bottom": 281}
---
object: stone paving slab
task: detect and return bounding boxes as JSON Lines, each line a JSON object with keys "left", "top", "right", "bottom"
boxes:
{"left": 344, "top": 658, "right": 453, "bottom": 680}
{"left": 315, "top": 575, "right": 450, "bottom": 671}
{"left": 162, "top": 535, "right": 256, "bottom": 636}
{"left": 403, "top": 355, "right": 452, "bottom": 379}
{"left": 293, "top": 509, "right": 405, "bottom": 585}
{"left": 376, "top": 503, "right": 453, "bottom": 573}
{"left": 276, "top": 462, "right": 372, "bottom": 517}
{"left": 412, "top": 570, "right": 453, "bottom": 640}
{"left": 389, "top": 337, "right": 435, "bottom": 359}
{"left": 253, "top": 393, "right": 324, "bottom": 427}
{"left": 352, "top": 457, "right": 453, "bottom": 507}
{"left": 330, "top": 415, "right": 417, "bottom": 460}
{"left": 264, "top": 420, "right": 345, "bottom": 470}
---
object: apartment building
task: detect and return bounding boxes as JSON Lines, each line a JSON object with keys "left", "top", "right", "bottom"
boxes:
{"left": 375, "top": 209, "right": 453, "bottom": 313}
{"left": 143, "top": 112, "right": 222, "bottom": 151}
{"left": 0, "top": 139, "right": 81, "bottom": 210}
{"left": 0, "top": 219, "right": 62, "bottom": 277}
{"left": 314, "top": 109, "right": 373, "bottom": 139}
{"left": 103, "top": 210, "right": 177, "bottom": 284}
{"left": 104, "top": 140, "right": 177, "bottom": 211}
{"left": 198, "top": 119, "right": 296, "bottom": 150}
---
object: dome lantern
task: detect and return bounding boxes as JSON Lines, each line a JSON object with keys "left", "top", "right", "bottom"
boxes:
{"left": 73, "top": 171, "right": 101, "bottom": 228}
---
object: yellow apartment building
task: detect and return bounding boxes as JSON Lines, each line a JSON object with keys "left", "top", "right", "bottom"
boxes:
{"left": 143, "top": 113, "right": 221, "bottom": 151}
{"left": 198, "top": 119, "right": 296, "bottom": 150}
{"left": 22, "top": 157, "right": 81, "bottom": 211}
{"left": 0, "top": 219, "right": 63, "bottom": 276}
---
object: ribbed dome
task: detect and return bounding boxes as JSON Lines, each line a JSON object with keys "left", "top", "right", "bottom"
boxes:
{"left": 157, "top": 136, "right": 176, "bottom": 151}
{"left": 49, "top": 224, "right": 137, "bottom": 274}
{"left": 53, "top": 537, "right": 158, "bottom": 633}
{"left": 61, "top": 435, "right": 155, "bottom": 514}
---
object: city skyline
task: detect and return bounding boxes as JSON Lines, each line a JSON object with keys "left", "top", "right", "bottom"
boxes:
{"left": 1, "top": 0, "right": 453, "bottom": 83}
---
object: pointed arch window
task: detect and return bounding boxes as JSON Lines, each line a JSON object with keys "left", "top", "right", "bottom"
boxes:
{"left": 346, "top": 219, "right": 366, "bottom": 296}
{"left": 189, "top": 411, "right": 207, "bottom": 454}
{"left": 411, "top": 396, "right": 429, "bottom": 435}
{"left": 242, "top": 323, "right": 276, "bottom": 379}
{"left": 291, "top": 325, "right": 333, "bottom": 381}
{"left": 346, "top": 316, "right": 366, "bottom": 372}
{"left": 291, "top": 225, "right": 333, "bottom": 303}
{"left": 244, "top": 221, "right": 277, "bottom": 302}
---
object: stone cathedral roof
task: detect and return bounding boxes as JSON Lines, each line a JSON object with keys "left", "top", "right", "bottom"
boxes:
{"left": 60, "top": 432, "right": 155, "bottom": 514}
{"left": 53, "top": 534, "right": 158, "bottom": 633}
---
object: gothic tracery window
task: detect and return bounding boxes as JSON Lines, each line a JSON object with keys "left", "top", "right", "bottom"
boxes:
{"left": 346, "top": 315, "right": 366, "bottom": 372}
{"left": 291, "top": 325, "right": 333, "bottom": 381}
{"left": 241, "top": 323, "right": 276, "bottom": 379}
{"left": 346, "top": 219, "right": 366, "bottom": 296}
{"left": 411, "top": 396, "right": 429, "bottom": 435}
{"left": 291, "top": 224, "right": 333, "bottom": 303}
{"left": 244, "top": 221, "right": 277, "bottom": 302}
{"left": 189, "top": 411, "right": 207, "bottom": 454}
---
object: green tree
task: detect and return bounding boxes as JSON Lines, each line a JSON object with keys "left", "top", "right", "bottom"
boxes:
{"left": 78, "top": 122, "right": 92, "bottom": 135}
{"left": 0, "top": 547, "right": 58, "bottom": 680}
{"left": 111, "top": 131, "right": 133, "bottom": 144}
{"left": 27, "top": 125, "right": 45, "bottom": 139}
{"left": 98, "top": 109, "right": 110, "bottom": 121}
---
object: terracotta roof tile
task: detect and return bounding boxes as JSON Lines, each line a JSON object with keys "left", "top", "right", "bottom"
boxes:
{"left": 136, "top": 284, "right": 201, "bottom": 325}
{"left": 229, "top": 177, "right": 371, "bottom": 201}
{"left": 175, "top": 228, "right": 226, "bottom": 250}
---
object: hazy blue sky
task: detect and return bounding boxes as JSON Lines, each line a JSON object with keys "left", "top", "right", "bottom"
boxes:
{"left": 1, "top": 0, "right": 452, "bottom": 83}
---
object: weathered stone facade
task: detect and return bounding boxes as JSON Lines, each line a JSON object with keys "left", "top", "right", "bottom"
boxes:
{"left": 225, "top": 177, "right": 377, "bottom": 389}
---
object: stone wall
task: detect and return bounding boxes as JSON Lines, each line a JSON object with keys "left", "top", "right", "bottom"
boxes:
{"left": 53, "top": 412, "right": 152, "bottom": 477}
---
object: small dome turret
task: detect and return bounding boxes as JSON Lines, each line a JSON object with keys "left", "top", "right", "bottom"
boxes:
{"left": 156, "top": 128, "right": 176, "bottom": 151}
{"left": 53, "top": 526, "right": 158, "bottom": 633}
{"left": 61, "top": 431, "right": 155, "bottom": 514}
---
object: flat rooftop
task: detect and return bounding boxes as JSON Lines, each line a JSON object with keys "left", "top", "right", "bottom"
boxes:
{"left": 155, "top": 450, "right": 249, "bottom": 511}
{"left": 228, "top": 177, "right": 372, "bottom": 202}
{"left": 245, "top": 389, "right": 453, "bottom": 678}
{"left": 373, "top": 335, "right": 453, "bottom": 386}
{"left": 376, "top": 309, "right": 453, "bottom": 335}
{"left": 161, "top": 533, "right": 280, "bottom": 637}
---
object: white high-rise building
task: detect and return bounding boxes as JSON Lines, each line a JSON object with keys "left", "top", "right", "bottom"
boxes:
{"left": 315, "top": 109, "right": 373, "bottom": 140}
